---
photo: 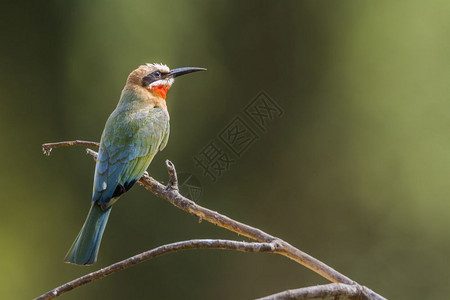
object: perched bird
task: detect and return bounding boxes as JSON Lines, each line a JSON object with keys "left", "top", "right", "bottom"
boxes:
{"left": 64, "top": 63, "right": 206, "bottom": 265}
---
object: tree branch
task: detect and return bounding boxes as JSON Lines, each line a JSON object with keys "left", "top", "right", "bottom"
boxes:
{"left": 35, "top": 239, "right": 275, "bottom": 300}
{"left": 139, "top": 161, "right": 359, "bottom": 285}
{"left": 40, "top": 140, "right": 387, "bottom": 300}
{"left": 256, "top": 283, "right": 374, "bottom": 300}
{"left": 42, "top": 140, "right": 99, "bottom": 156}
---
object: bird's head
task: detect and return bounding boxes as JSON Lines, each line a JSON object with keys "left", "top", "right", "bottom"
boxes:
{"left": 126, "top": 63, "right": 206, "bottom": 100}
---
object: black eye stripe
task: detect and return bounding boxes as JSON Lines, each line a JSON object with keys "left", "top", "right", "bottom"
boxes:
{"left": 142, "top": 71, "right": 167, "bottom": 86}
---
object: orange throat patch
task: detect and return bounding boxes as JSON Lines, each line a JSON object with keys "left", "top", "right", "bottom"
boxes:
{"left": 150, "top": 84, "right": 171, "bottom": 99}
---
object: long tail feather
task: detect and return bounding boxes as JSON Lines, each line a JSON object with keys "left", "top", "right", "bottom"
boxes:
{"left": 64, "top": 202, "right": 111, "bottom": 265}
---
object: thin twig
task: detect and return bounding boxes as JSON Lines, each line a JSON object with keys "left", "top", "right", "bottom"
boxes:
{"left": 35, "top": 239, "right": 275, "bottom": 300}
{"left": 40, "top": 140, "right": 387, "bottom": 300}
{"left": 256, "top": 283, "right": 370, "bottom": 300}
{"left": 42, "top": 140, "right": 100, "bottom": 156}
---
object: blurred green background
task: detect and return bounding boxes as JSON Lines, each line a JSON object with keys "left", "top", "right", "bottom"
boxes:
{"left": 1, "top": 0, "right": 449, "bottom": 299}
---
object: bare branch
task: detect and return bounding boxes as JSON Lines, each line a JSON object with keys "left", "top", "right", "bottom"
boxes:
{"left": 42, "top": 140, "right": 99, "bottom": 156}
{"left": 256, "top": 283, "right": 374, "bottom": 300}
{"left": 41, "top": 140, "right": 387, "bottom": 300}
{"left": 85, "top": 148, "right": 98, "bottom": 160}
{"left": 35, "top": 239, "right": 275, "bottom": 300}
{"left": 139, "top": 162, "right": 356, "bottom": 285}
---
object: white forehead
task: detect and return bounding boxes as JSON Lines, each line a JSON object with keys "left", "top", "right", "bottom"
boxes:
{"left": 146, "top": 63, "right": 170, "bottom": 73}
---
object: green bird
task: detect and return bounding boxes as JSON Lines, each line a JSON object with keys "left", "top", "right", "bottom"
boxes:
{"left": 64, "top": 63, "right": 206, "bottom": 265}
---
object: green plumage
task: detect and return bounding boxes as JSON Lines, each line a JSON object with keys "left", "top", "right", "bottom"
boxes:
{"left": 65, "top": 88, "right": 170, "bottom": 265}
{"left": 93, "top": 91, "right": 170, "bottom": 208}
{"left": 64, "top": 202, "right": 111, "bottom": 265}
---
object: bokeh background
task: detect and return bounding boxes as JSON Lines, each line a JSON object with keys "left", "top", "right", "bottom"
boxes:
{"left": 1, "top": 1, "right": 449, "bottom": 299}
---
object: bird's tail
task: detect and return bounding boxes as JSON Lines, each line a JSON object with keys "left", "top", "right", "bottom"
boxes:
{"left": 64, "top": 202, "right": 112, "bottom": 265}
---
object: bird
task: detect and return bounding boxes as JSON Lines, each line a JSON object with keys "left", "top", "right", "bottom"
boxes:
{"left": 64, "top": 63, "right": 206, "bottom": 265}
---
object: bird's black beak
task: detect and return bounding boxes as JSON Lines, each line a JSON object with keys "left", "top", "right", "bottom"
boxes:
{"left": 168, "top": 67, "right": 207, "bottom": 78}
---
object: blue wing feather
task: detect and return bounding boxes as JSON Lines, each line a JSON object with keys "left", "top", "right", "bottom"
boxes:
{"left": 92, "top": 107, "right": 169, "bottom": 207}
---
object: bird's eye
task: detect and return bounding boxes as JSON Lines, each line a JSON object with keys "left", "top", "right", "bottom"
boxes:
{"left": 153, "top": 71, "right": 161, "bottom": 77}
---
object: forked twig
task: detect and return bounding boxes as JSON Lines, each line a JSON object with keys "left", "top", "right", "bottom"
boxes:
{"left": 36, "top": 239, "right": 275, "bottom": 300}
{"left": 38, "top": 140, "right": 387, "bottom": 300}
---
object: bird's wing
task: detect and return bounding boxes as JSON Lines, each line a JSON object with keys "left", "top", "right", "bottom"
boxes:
{"left": 159, "top": 121, "right": 170, "bottom": 151}
{"left": 92, "top": 107, "right": 170, "bottom": 207}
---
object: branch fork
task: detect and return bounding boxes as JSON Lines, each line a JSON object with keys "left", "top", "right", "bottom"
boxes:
{"left": 38, "top": 140, "right": 387, "bottom": 300}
